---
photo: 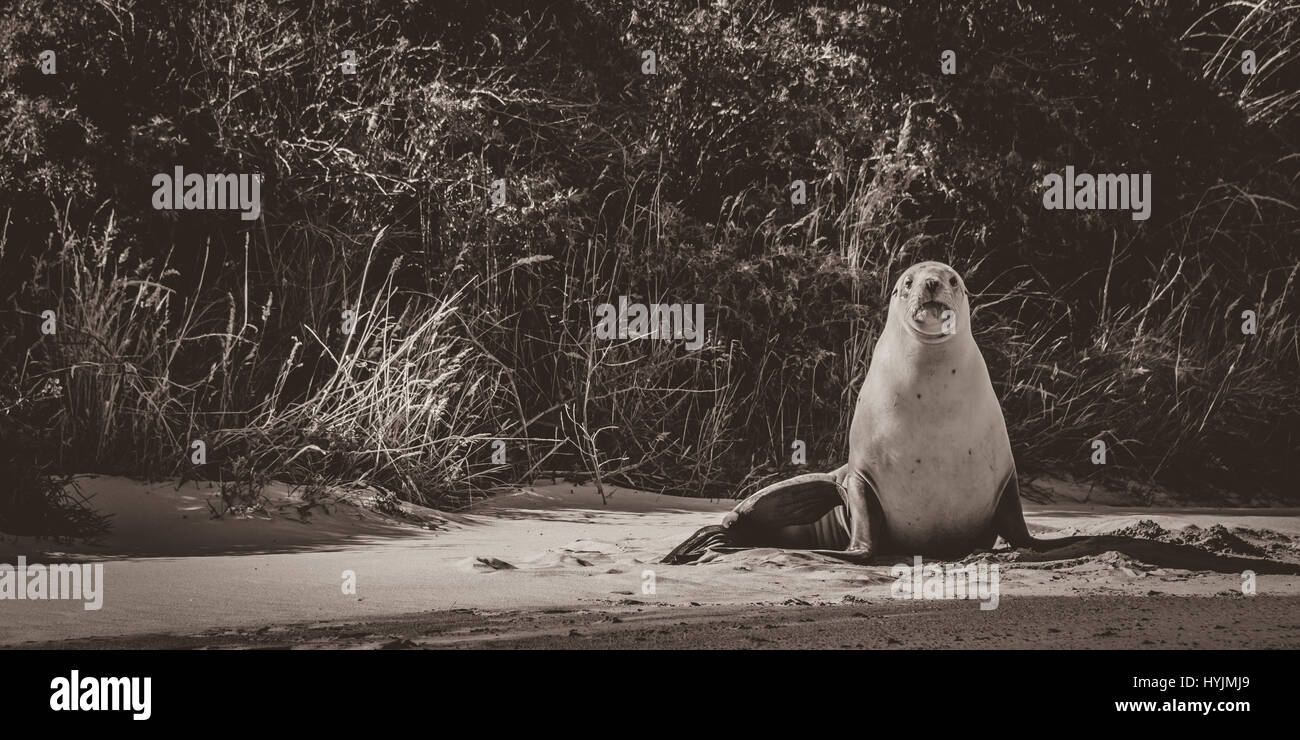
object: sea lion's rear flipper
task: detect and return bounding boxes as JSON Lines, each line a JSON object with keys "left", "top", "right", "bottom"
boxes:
{"left": 992, "top": 468, "right": 1041, "bottom": 549}
{"left": 660, "top": 471, "right": 846, "bottom": 564}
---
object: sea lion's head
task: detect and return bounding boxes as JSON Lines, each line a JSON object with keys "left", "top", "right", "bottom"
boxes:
{"left": 889, "top": 261, "right": 970, "bottom": 345}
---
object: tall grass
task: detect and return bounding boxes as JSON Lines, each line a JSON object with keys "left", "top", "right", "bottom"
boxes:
{"left": 6, "top": 214, "right": 521, "bottom": 513}
{"left": 2, "top": 0, "right": 1299, "bottom": 532}
{"left": 1187, "top": 0, "right": 1300, "bottom": 128}
{"left": 219, "top": 252, "right": 516, "bottom": 504}
{"left": 19, "top": 211, "right": 186, "bottom": 476}
{"left": 998, "top": 254, "right": 1300, "bottom": 496}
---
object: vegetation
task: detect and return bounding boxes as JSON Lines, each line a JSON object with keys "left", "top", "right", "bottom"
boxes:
{"left": 1, "top": 1, "right": 1296, "bottom": 532}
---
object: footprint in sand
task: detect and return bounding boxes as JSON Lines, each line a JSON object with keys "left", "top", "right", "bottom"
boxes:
{"left": 457, "top": 557, "right": 518, "bottom": 572}
{"left": 562, "top": 539, "right": 623, "bottom": 554}
{"left": 515, "top": 552, "right": 595, "bottom": 569}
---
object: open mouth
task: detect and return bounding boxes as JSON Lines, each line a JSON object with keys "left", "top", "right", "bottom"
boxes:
{"left": 912, "top": 300, "right": 951, "bottom": 323}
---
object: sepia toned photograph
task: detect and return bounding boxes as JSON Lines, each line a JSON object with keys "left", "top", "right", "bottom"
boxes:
{"left": 0, "top": 0, "right": 1296, "bottom": 721}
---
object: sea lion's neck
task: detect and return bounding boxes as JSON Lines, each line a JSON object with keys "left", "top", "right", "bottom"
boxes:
{"left": 871, "top": 315, "right": 981, "bottom": 387}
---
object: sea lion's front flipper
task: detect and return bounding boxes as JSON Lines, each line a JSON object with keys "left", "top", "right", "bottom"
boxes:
{"left": 728, "top": 471, "right": 846, "bottom": 530}
{"left": 660, "top": 470, "right": 845, "bottom": 564}
{"left": 992, "top": 468, "right": 1041, "bottom": 549}
{"left": 661, "top": 525, "right": 738, "bottom": 564}
{"left": 811, "top": 470, "right": 885, "bottom": 563}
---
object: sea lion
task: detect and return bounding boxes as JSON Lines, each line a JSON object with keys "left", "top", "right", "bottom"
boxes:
{"left": 663, "top": 260, "right": 1039, "bottom": 564}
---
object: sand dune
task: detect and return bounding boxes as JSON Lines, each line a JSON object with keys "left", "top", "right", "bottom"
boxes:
{"left": 2, "top": 475, "right": 1299, "bottom": 648}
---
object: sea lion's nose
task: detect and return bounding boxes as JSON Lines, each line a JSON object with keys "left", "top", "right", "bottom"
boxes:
{"left": 924, "top": 277, "right": 941, "bottom": 294}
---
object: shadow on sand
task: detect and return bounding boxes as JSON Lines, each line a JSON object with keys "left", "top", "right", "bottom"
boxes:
{"left": 997, "top": 535, "right": 1300, "bottom": 575}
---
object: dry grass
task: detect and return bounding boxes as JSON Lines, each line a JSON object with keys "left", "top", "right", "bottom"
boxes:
{"left": 2, "top": 1, "right": 1299, "bottom": 537}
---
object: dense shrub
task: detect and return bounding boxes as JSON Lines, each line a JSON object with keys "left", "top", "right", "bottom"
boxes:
{"left": 1, "top": 0, "right": 1296, "bottom": 511}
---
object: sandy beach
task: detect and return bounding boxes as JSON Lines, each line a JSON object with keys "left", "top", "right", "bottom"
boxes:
{"left": 3, "top": 476, "right": 1299, "bottom": 649}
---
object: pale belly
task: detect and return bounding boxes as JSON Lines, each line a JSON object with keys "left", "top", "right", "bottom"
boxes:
{"left": 858, "top": 416, "right": 1011, "bottom": 554}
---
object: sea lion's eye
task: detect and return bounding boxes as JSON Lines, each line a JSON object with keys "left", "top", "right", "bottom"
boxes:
{"left": 904, "top": 276, "right": 913, "bottom": 289}
{"left": 949, "top": 276, "right": 958, "bottom": 288}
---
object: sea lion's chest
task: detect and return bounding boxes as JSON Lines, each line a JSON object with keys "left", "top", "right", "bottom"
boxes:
{"left": 850, "top": 361, "right": 1012, "bottom": 553}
